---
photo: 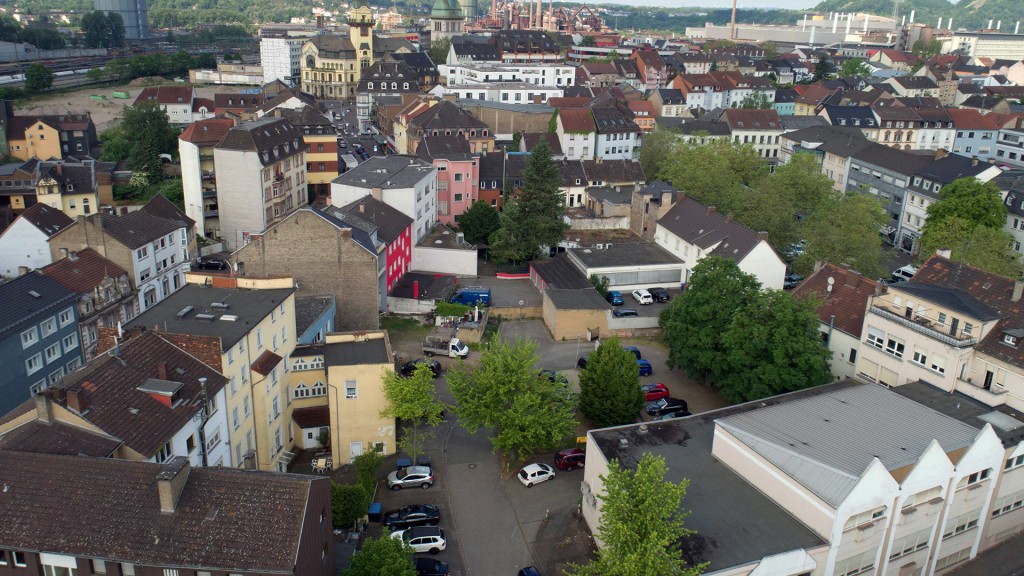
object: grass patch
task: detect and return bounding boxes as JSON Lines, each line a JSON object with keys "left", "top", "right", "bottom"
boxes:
{"left": 482, "top": 316, "right": 502, "bottom": 341}
{"left": 380, "top": 315, "right": 433, "bottom": 337}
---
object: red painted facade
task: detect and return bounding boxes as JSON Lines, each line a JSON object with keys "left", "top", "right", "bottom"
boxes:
{"left": 386, "top": 224, "right": 412, "bottom": 294}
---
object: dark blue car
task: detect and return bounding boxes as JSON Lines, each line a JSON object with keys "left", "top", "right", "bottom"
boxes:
{"left": 637, "top": 359, "right": 653, "bottom": 376}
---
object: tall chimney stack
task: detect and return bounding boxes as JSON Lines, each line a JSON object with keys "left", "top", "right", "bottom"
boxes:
{"left": 156, "top": 457, "right": 192, "bottom": 514}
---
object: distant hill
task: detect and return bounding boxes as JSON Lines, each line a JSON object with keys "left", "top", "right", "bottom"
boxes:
{"left": 814, "top": 0, "right": 1020, "bottom": 30}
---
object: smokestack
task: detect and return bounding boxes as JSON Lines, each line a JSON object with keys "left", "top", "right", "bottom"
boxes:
{"left": 1014, "top": 280, "right": 1024, "bottom": 303}
{"left": 729, "top": 0, "right": 738, "bottom": 40}
{"left": 802, "top": 14, "right": 807, "bottom": 31}
{"left": 901, "top": 15, "right": 906, "bottom": 27}
{"left": 864, "top": 14, "right": 869, "bottom": 33}
{"left": 846, "top": 14, "right": 852, "bottom": 34}
{"left": 998, "top": 20, "right": 1002, "bottom": 30}
{"left": 832, "top": 17, "right": 838, "bottom": 33}
{"left": 937, "top": 18, "right": 942, "bottom": 29}
{"left": 1016, "top": 21, "right": 1020, "bottom": 34}
{"left": 909, "top": 10, "right": 915, "bottom": 24}
{"left": 948, "top": 18, "right": 953, "bottom": 30}
{"left": 988, "top": 19, "right": 993, "bottom": 29}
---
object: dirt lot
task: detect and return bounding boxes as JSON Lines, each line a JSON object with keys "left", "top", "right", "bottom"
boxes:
{"left": 15, "top": 80, "right": 249, "bottom": 131}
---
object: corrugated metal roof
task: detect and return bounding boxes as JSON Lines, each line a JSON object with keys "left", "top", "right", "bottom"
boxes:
{"left": 718, "top": 384, "right": 981, "bottom": 506}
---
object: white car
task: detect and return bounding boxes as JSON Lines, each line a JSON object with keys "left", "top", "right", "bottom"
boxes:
{"left": 518, "top": 463, "right": 556, "bottom": 487}
{"left": 390, "top": 526, "right": 447, "bottom": 554}
{"left": 631, "top": 289, "right": 653, "bottom": 305}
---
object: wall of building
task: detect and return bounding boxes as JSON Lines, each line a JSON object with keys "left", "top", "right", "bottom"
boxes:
{"left": 411, "top": 245, "right": 477, "bottom": 276}
{"left": 541, "top": 293, "right": 607, "bottom": 341}
{"left": 0, "top": 220, "right": 52, "bottom": 278}
{"left": 325, "top": 332, "right": 396, "bottom": 466}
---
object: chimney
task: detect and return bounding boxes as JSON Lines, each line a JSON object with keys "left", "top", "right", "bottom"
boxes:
{"left": 35, "top": 393, "right": 53, "bottom": 424}
{"left": 936, "top": 248, "right": 952, "bottom": 259}
{"left": 706, "top": 206, "right": 716, "bottom": 214}
{"left": 156, "top": 457, "right": 192, "bottom": 514}
{"left": 845, "top": 267, "right": 861, "bottom": 288}
{"left": 971, "top": 156, "right": 979, "bottom": 166}
{"left": 157, "top": 361, "right": 169, "bottom": 381}
{"left": 66, "top": 387, "right": 88, "bottom": 414}
{"left": 371, "top": 186, "right": 383, "bottom": 200}
{"left": 724, "top": 213, "right": 734, "bottom": 222}
{"left": 934, "top": 148, "right": 949, "bottom": 160}
{"left": 755, "top": 231, "right": 768, "bottom": 241}
{"left": 358, "top": 203, "right": 365, "bottom": 213}
{"left": 1013, "top": 280, "right": 1024, "bottom": 303}
{"left": 814, "top": 260, "right": 825, "bottom": 273}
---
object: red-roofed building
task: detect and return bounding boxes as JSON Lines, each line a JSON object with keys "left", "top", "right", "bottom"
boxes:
{"left": 869, "top": 49, "right": 920, "bottom": 72}
{"left": 630, "top": 49, "right": 667, "bottom": 90}
{"left": 133, "top": 86, "right": 200, "bottom": 125}
{"left": 179, "top": 118, "right": 236, "bottom": 238}
{"left": 627, "top": 100, "right": 655, "bottom": 133}
{"left": 40, "top": 248, "right": 138, "bottom": 360}
{"left": 555, "top": 108, "right": 596, "bottom": 161}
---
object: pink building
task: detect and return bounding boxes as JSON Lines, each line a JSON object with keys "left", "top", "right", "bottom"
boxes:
{"left": 418, "top": 135, "right": 479, "bottom": 226}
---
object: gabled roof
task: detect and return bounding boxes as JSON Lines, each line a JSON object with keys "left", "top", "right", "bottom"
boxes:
{"left": 10, "top": 201, "right": 73, "bottom": 237}
{"left": 52, "top": 331, "right": 227, "bottom": 458}
{"left": 0, "top": 451, "right": 318, "bottom": 572}
{"left": 946, "top": 108, "right": 1002, "bottom": 130}
{"left": 889, "top": 76, "right": 939, "bottom": 90}
{"left": 256, "top": 88, "right": 318, "bottom": 115}
{"left": 215, "top": 116, "right": 306, "bottom": 167}
{"left": 213, "top": 92, "right": 265, "bottom": 110}
{"left": 657, "top": 196, "right": 767, "bottom": 263}
{"left": 333, "top": 155, "right": 435, "bottom": 190}
{"left": 179, "top": 118, "right": 236, "bottom": 146}
{"left": 522, "top": 133, "right": 563, "bottom": 156}
{"left": 0, "top": 271, "right": 78, "bottom": 335}
{"left": 655, "top": 88, "right": 685, "bottom": 104}
{"left": 821, "top": 105, "right": 878, "bottom": 128}
{"left": 133, "top": 86, "right": 194, "bottom": 107}
{"left": 308, "top": 33, "right": 356, "bottom": 55}
{"left": 850, "top": 143, "right": 933, "bottom": 176}
{"left": 591, "top": 107, "right": 641, "bottom": 134}
{"left": 418, "top": 134, "right": 473, "bottom": 161}
{"left": 40, "top": 248, "right": 129, "bottom": 295}
{"left": 723, "top": 108, "right": 781, "bottom": 131}
{"left": 558, "top": 108, "right": 596, "bottom": 133}
{"left": 72, "top": 210, "right": 184, "bottom": 250}
{"left": 792, "top": 263, "right": 878, "bottom": 337}
{"left": 408, "top": 100, "right": 488, "bottom": 131}
{"left": 334, "top": 195, "right": 413, "bottom": 244}
{"left": 580, "top": 159, "right": 645, "bottom": 184}
{"left": 141, "top": 193, "right": 196, "bottom": 232}
{"left": 0, "top": 419, "right": 121, "bottom": 457}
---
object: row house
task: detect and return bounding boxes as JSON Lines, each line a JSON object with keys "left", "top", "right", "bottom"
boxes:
{"left": 477, "top": 151, "right": 527, "bottom": 210}
{"left": 949, "top": 108, "right": 1002, "bottom": 163}
{"left": 0, "top": 104, "right": 99, "bottom": 160}
{"left": 630, "top": 49, "right": 667, "bottom": 90}
{"left": 214, "top": 116, "right": 308, "bottom": 250}
{"left": 444, "top": 81, "right": 564, "bottom": 105}
{"left": 438, "top": 61, "right": 575, "bottom": 86}
{"left": 448, "top": 31, "right": 561, "bottom": 65}
{"left": 331, "top": 155, "right": 438, "bottom": 243}
{"left": 592, "top": 106, "right": 641, "bottom": 160}
{"left": 869, "top": 48, "right": 919, "bottom": 72}
{"left": 793, "top": 84, "right": 841, "bottom": 116}
{"left": 48, "top": 195, "right": 195, "bottom": 313}
{"left": 872, "top": 105, "right": 924, "bottom": 151}
{"left": 900, "top": 154, "right": 1002, "bottom": 255}
{"left": 995, "top": 128, "right": 1024, "bottom": 169}
{"left": 577, "top": 60, "right": 641, "bottom": 89}
{"left": 0, "top": 452, "right": 332, "bottom": 576}
{"left": 883, "top": 75, "right": 940, "bottom": 98}
{"left": 0, "top": 202, "right": 73, "bottom": 278}
{"left": 673, "top": 71, "right": 776, "bottom": 111}
{"left": 33, "top": 159, "right": 113, "bottom": 219}
{"left": 329, "top": 197, "right": 413, "bottom": 299}
{"left": 556, "top": 108, "right": 597, "bottom": 161}
{"left": 664, "top": 51, "right": 712, "bottom": 75}
{"left": 0, "top": 272, "right": 80, "bottom": 415}
{"left": 392, "top": 98, "right": 492, "bottom": 156}
{"left": 418, "top": 134, "right": 478, "bottom": 225}
{"left": 39, "top": 248, "right": 137, "bottom": 361}
{"left": 915, "top": 107, "right": 956, "bottom": 152}
{"left": 388, "top": 52, "right": 441, "bottom": 92}
{"left": 818, "top": 105, "right": 880, "bottom": 141}
{"left": 649, "top": 88, "right": 688, "bottom": 118}
{"left": 846, "top": 143, "right": 933, "bottom": 246}
{"left": 179, "top": 117, "right": 236, "bottom": 239}
{"left": 124, "top": 279, "right": 297, "bottom": 471}
{"left": 722, "top": 108, "right": 784, "bottom": 161}
{"left": 357, "top": 60, "right": 420, "bottom": 133}
{"left": 0, "top": 157, "right": 38, "bottom": 214}
{"left": 132, "top": 86, "right": 204, "bottom": 126}
{"left": 267, "top": 106, "right": 338, "bottom": 201}
{"left": 213, "top": 92, "right": 265, "bottom": 121}
{"left": 779, "top": 125, "right": 875, "bottom": 192}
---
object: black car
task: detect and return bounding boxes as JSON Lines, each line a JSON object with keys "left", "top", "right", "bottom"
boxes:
{"left": 645, "top": 397, "right": 688, "bottom": 417}
{"left": 415, "top": 558, "right": 450, "bottom": 576}
{"left": 647, "top": 287, "right": 671, "bottom": 302}
{"left": 382, "top": 504, "right": 441, "bottom": 531}
{"left": 783, "top": 273, "right": 804, "bottom": 290}
{"left": 194, "top": 257, "right": 228, "bottom": 271}
{"left": 400, "top": 358, "right": 442, "bottom": 378}
{"left": 576, "top": 356, "right": 588, "bottom": 370}
{"left": 613, "top": 308, "right": 638, "bottom": 318}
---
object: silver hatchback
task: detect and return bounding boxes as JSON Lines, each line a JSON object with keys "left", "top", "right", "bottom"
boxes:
{"left": 387, "top": 465, "right": 434, "bottom": 490}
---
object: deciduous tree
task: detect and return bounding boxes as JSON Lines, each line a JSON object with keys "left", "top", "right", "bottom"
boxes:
{"left": 567, "top": 453, "right": 706, "bottom": 576}
{"left": 717, "top": 290, "right": 831, "bottom": 403}
{"left": 579, "top": 336, "right": 644, "bottom": 427}
{"left": 428, "top": 37, "right": 450, "bottom": 66}
{"left": 102, "top": 102, "right": 178, "bottom": 184}
{"left": 659, "top": 139, "right": 765, "bottom": 214}
{"left": 24, "top": 63, "right": 53, "bottom": 92}
{"left": 798, "top": 192, "right": 888, "bottom": 279}
{"left": 919, "top": 215, "right": 1022, "bottom": 276}
{"left": 638, "top": 127, "right": 680, "bottom": 181}
{"left": 838, "top": 58, "right": 871, "bottom": 77}
{"left": 737, "top": 91, "right": 773, "bottom": 109}
{"left": 447, "top": 336, "right": 576, "bottom": 461}
{"left": 343, "top": 536, "right": 416, "bottom": 576}
{"left": 381, "top": 363, "right": 446, "bottom": 463}
{"left": 659, "top": 257, "right": 760, "bottom": 383}
{"left": 456, "top": 200, "right": 500, "bottom": 245}
{"left": 924, "top": 178, "right": 1007, "bottom": 229}
{"left": 331, "top": 482, "right": 370, "bottom": 529}
{"left": 490, "top": 140, "right": 568, "bottom": 263}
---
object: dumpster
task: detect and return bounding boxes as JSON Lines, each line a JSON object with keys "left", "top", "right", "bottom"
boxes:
{"left": 368, "top": 502, "right": 382, "bottom": 523}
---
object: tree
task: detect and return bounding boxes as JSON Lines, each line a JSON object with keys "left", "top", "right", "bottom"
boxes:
{"left": 798, "top": 192, "right": 888, "bottom": 279}
{"left": 811, "top": 54, "right": 835, "bottom": 82}
{"left": 761, "top": 40, "right": 779, "bottom": 60}
{"left": 757, "top": 151, "right": 834, "bottom": 215}
{"left": 638, "top": 127, "right": 679, "bottom": 181}
{"left": 343, "top": 536, "right": 417, "bottom": 576}
{"left": 924, "top": 178, "right": 1007, "bottom": 230}
{"left": 331, "top": 482, "right": 370, "bottom": 529}
{"left": 446, "top": 335, "right": 577, "bottom": 461}
{"left": 354, "top": 449, "right": 384, "bottom": 498}
{"left": 717, "top": 290, "right": 831, "bottom": 403}
{"left": 106, "top": 12, "right": 125, "bottom": 48}
{"left": 80, "top": 11, "right": 109, "bottom": 48}
{"left": 103, "top": 102, "right": 178, "bottom": 185}
{"left": 489, "top": 140, "right": 568, "bottom": 263}
{"left": 428, "top": 37, "right": 450, "bottom": 66}
{"left": 380, "top": 363, "right": 446, "bottom": 463}
{"left": 738, "top": 91, "right": 773, "bottom": 109}
{"left": 456, "top": 200, "right": 500, "bottom": 245}
{"left": 660, "top": 139, "right": 766, "bottom": 215}
{"left": 567, "top": 453, "right": 706, "bottom": 576}
{"left": 838, "top": 58, "right": 871, "bottom": 78}
{"left": 659, "top": 257, "right": 760, "bottom": 382}
{"left": 919, "top": 216, "right": 1023, "bottom": 276}
{"left": 589, "top": 274, "right": 609, "bottom": 297}
{"left": 578, "top": 336, "right": 644, "bottom": 427}
{"left": 24, "top": 63, "right": 53, "bottom": 92}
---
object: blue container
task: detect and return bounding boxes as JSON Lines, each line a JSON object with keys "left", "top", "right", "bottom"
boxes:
{"left": 368, "top": 502, "right": 382, "bottom": 522}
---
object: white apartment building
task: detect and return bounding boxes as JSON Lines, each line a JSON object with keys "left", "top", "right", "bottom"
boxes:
{"left": 260, "top": 36, "right": 305, "bottom": 86}
{"left": 438, "top": 62, "right": 576, "bottom": 86}
{"left": 995, "top": 129, "right": 1024, "bottom": 169}
{"left": 213, "top": 117, "right": 308, "bottom": 250}
{"left": 330, "top": 155, "right": 437, "bottom": 242}
{"left": 951, "top": 31, "right": 1024, "bottom": 60}
{"left": 592, "top": 107, "right": 640, "bottom": 161}
{"left": 442, "top": 82, "right": 564, "bottom": 105}
{"left": 556, "top": 109, "right": 596, "bottom": 162}
{"left": 179, "top": 118, "right": 235, "bottom": 239}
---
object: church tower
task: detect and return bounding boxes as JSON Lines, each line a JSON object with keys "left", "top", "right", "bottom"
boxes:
{"left": 348, "top": 0, "right": 376, "bottom": 72}
{"left": 430, "top": 0, "right": 465, "bottom": 43}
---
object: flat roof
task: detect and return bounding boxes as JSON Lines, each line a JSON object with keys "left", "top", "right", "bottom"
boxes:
{"left": 324, "top": 338, "right": 390, "bottom": 366}
{"left": 390, "top": 272, "right": 456, "bottom": 301}
{"left": 417, "top": 223, "right": 476, "bottom": 249}
{"left": 891, "top": 380, "right": 1024, "bottom": 447}
{"left": 547, "top": 288, "right": 610, "bottom": 310}
{"left": 568, "top": 243, "right": 682, "bottom": 269}
{"left": 125, "top": 285, "right": 296, "bottom": 351}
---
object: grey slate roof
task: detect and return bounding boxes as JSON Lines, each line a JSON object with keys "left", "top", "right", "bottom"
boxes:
{"left": 87, "top": 211, "right": 185, "bottom": 249}
{"left": 13, "top": 202, "right": 73, "bottom": 237}
{"left": 124, "top": 284, "right": 297, "bottom": 351}
{"left": 324, "top": 338, "right": 390, "bottom": 366}
{"left": 851, "top": 143, "right": 933, "bottom": 175}
{"left": 717, "top": 383, "right": 982, "bottom": 506}
{"left": 332, "top": 155, "right": 435, "bottom": 190}
{"left": 294, "top": 296, "right": 334, "bottom": 338}
{"left": 333, "top": 196, "right": 413, "bottom": 244}
{"left": 0, "top": 271, "right": 78, "bottom": 336}
{"left": 0, "top": 419, "right": 121, "bottom": 457}
{"left": 568, "top": 242, "right": 681, "bottom": 268}
{"left": 530, "top": 253, "right": 591, "bottom": 290}
{"left": 894, "top": 282, "right": 1002, "bottom": 321}
{"left": 215, "top": 116, "right": 306, "bottom": 167}
{"left": 657, "top": 196, "right": 766, "bottom": 262}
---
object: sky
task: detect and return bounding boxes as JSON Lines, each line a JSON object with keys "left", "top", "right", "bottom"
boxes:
{"left": 594, "top": 0, "right": 823, "bottom": 10}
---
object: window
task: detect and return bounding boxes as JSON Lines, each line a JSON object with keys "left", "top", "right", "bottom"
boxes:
{"left": 912, "top": 347, "right": 927, "bottom": 367}
{"left": 58, "top": 307, "right": 74, "bottom": 327}
{"left": 21, "top": 327, "right": 38, "bottom": 348}
{"left": 244, "top": 395, "right": 251, "bottom": 417}
{"left": 937, "top": 312, "right": 947, "bottom": 325}
{"left": 0, "top": 551, "right": 6, "bottom": 566}
{"left": 849, "top": 348, "right": 857, "bottom": 364}
{"left": 121, "top": 565, "right": 135, "bottom": 576}
{"left": 885, "top": 337, "right": 905, "bottom": 358}
{"left": 136, "top": 247, "right": 148, "bottom": 260}
{"left": 992, "top": 489, "right": 1024, "bottom": 517}
{"left": 154, "top": 441, "right": 172, "bottom": 463}
{"left": 930, "top": 355, "right": 946, "bottom": 374}
{"left": 1006, "top": 454, "right": 1024, "bottom": 471}
{"left": 943, "top": 509, "right": 981, "bottom": 538}
{"left": 960, "top": 469, "right": 991, "bottom": 488}
{"left": 26, "top": 353, "right": 42, "bottom": 375}
{"left": 14, "top": 552, "right": 27, "bottom": 567}
{"left": 256, "top": 328, "right": 264, "bottom": 349}
{"left": 41, "top": 317, "right": 57, "bottom": 337}
{"left": 163, "top": 570, "right": 179, "bottom": 576}
{"left": 964, "top": 322, "right": 974, "bottom": 335}
{"left": 866, "top": 327, "right": 885, "bottom": 349}
{"left": 889, "top": 527, "right": 931, "bottom": 559}
{"left": 345, "top": 380, "right": 357, "bottom": 399}
{"left": 233, "top": 407, "right": 240, "bottom": 430}
{"left": 44, "top": 342, "right": 61, "bottom": 364}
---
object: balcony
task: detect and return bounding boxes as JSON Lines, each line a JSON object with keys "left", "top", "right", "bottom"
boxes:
{"left": 202, "top": 189, "right": 217, "bottom": 199}
{"left": 956, "top": 378, "right": 1008, "bottom": 406}
{"left": 199, "top": 154, "right": 214, "bottom": 161}
{"left": 202, "top": 170, "right": 215, "bottom": 180}
{"left": 869, "top": 305, "right": 978, "bottom": 348}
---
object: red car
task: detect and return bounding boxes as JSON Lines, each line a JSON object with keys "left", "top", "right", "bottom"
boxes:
{"left": 554, "top": 448, "right": 586, "bottom": 471}
{"left": 641, "top": 383, "right": 670, "bottom": 401}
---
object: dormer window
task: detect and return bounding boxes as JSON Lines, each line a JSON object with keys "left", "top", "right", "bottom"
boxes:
{"left": 67, "top": 183, "right": 73, "bottom": 192}
{"left": 1004, "top": 334, "right": 1018, "bottom": 346}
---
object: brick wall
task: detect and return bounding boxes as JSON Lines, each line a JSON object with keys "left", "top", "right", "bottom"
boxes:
{"left": 234, "top": 210, "right": 379, "bottom": 331}
{"left": 48, "top": 220, "right": 135, "bottom": 287}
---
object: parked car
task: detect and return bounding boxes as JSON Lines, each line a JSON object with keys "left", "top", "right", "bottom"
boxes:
{"left": 383, "top": 504, "right": 441, "bottom": 531}
{"left": 637, "top": 359, "right": 653, "bottom": 376}
{"left": 339, "top": 140, "right": 348, "bottom": 148}
{"left": 891, "top": 265, "right": 918, "bottom": 283}
{"left": 646, "top": 397, "right": 688, "bottom": 417}
{"left": 605, "top": 290, "right": 624, "bottom": 306}
{"left": 783, "top": 273, "right": 804, "bottom": 290}
{"left": 390, "top": 526, "right": 446, "bottom": 554}
{"left": 414, "top": 558, "right": 450, "bottom": 576}
{"left": 576, "top": 356, "right": 589, "bottom": 370}
{"left": 641, "top": 382, "right": 670, "bottom": 401}
{"left": 554, "top": 448, "right": 586, "bottom": 471}
{"left": 518, "top": 568, "right": 542, "bottom": 576}
{"left": 653, "top": 410, "right": 691, "bottom": 421}
{"left": 386, "top": 466, "right": 434, "bottom": 490}
{"left": 194, "top": 257, "right": 228, "bottom": 271}
{"left": 623, "top": 346, "right": 642, "bottom": 360}
{"left": 631, "top": 289, "right": 654, "bottom": 305}
{"left": 517, "top": 463, "right": 556, "bottom": 487}
{"left": 648, "top": 287, "right": 671, "bottom": 302}
{"left": 613, "top": 308, "right": 638, "bottom": 318}
{"left": 400, "top": 358, "right": 442, "bottom": 378}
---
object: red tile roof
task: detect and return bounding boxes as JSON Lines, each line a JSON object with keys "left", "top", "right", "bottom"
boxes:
{"left": 557, "top": 108, "right": 596, "bottom": 133}
{"left": 133, "top": 86, "right": 194, "bottom": 106}
{"left": 292, "top": 405, "right": 330, "bottom": 428}
{"left": 946, "top": 108, "right": 1002, "bottom": 130}
{"left": 792, "top": 263, "right": 878, "bottom": 337}
{"left": 179, "top": 118, "right": 236, "bottom": 145}
{"left": 39, "top": 247, "right": 128, "bottom": 294}
{"left": 251, "top": 349, "right": 283, "bottom": 376}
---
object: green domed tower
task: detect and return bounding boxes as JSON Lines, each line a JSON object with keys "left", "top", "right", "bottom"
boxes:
{"left": 430, "top": 0, "right": 464, "bottom": 42}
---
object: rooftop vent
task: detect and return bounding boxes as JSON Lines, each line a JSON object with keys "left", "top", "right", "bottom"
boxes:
{"left": 618, "top": 437, "right": 629, "bottom": 447}
{"left": 28, "top": 290, "right": 41, "bottom": 298}
{"left": 221, "top": 314, "right": 239, "bottom": 322}
{"left": 195, "top": 313, "right": 216, "bottom": 321}
{"left": 176, "top": 306, "right": 194, "bottom": 318}
{"left": 210, "top": 302, "right": 229, "bottom": 309}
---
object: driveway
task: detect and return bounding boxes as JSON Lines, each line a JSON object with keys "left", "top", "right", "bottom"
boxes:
{"left": 457, "top": 277, "right": 542, "bottom": 308}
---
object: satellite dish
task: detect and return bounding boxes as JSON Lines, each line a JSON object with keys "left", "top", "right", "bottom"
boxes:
{"left": 827, "top": 276, "right": 834, "bottom": 293}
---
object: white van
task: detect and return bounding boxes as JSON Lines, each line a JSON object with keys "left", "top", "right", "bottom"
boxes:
{"left": 891, "top": 265, "right": 918, "bottom": 283}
